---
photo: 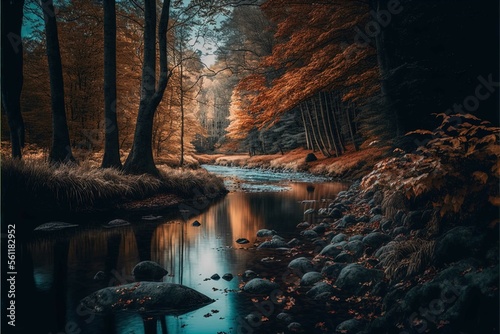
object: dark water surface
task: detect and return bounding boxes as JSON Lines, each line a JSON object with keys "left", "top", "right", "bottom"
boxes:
{"left": 7, "top": 166, "right": 348, "bottom": 334}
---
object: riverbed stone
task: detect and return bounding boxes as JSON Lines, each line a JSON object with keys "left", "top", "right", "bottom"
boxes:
{"left": 319, "top": 244, "right": 343, "bottom": 258}
{"left": 336, "top": 264, "right": 383, "bottom": 294}
{"left": 287, "top": 238, "right": 301, "bottom": 247}
{"left": 296, "top": 222, "right": 310, "bottom": 229}
{"left": 300, "top": 271, "right": 323, "bottom": 286}
{"left": 80, "top": 282, "right": 214, "bottom": 315}
{"left": 288, "top": 322, "right": 303, "bottom": 332}
{"left": 306, "top": 281, "right": 334, "bottom": 300}
{"left": 132, "top": 261, "right": 168, "bottom": 281}
{"left": 304, "top": 208, "right": 315, "bottom": 215}
{"left": 434, "top": 226, "right": 484, "bottom": 266}
{"left": 243, "top": 278, "right": 279, "bottom": 294}
{"left": 369, "top": 214, "right": 383, "bottom": 224}
{"left": 312, "top": 224, "right": 326, "bottom": 235}
{"left": 301, "top": 230, "right": 318, "bottom": 239}
{"left": 391, "top": 226, "right": 408, "bottom": 237}
{"left": 211, "top": 273, "right": 220, "bottom": 280}
{"left": 34, "top": 221, "right": 78, "bottom": 231}
{"left": 336, "top": 319, "right": 366, "bottom": 333}
{"left": 362, "top": 232, "right": 391, "bottom": 249}
{"left": 276, "top": 312, "right": 293, "bottom": 324}
{"left": 344, "top": 240, "right": 365, "bottom": 257}
{"left": 288, "top": 257, "right": 315, "bottom": 276}
{"left": 305, "top": 153, "right": 317, "bottom": 162}
{"left": 256, "top": 229, "right": 276, "bottom": 238}
{"left": 103, "top": 219, "right": 130, "bottom": 228}
{"left": 370, "top": 205, "right": 382, "bottom": 215}
{"left": 192, "top": 220, "right": 201, "bottom": 226}
{"left": 243, "top": 270, "right": 258, "bottom": 281}
{"left": 338, "top": 214, "right": 357, "bottom": 228}
{"left": 329, "top": 208, "right": 342, "bottom": 218}
{"left": 331, "top": 233, "right": 347, "bottom": 243}
{"left": 348, "top": 234, "right": 363, "bottom": 242}
{"left": 257, "top": 239, "right": 289, "bottom": 249}
{"left": 334, "top": 252, "right": 355, "bottom": 263}
{"left": 322, "top": 262, "right": 346, "bottom": 280}
{"left": 222, "top": 273, "right": 233, "bottom": 281}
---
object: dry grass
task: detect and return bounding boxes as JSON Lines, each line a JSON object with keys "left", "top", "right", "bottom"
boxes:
{"left": 380, "top": 239, "right": 436, "bottom": 280}
{"left": 1, "top": 157, "right": 226, "bottom": 213}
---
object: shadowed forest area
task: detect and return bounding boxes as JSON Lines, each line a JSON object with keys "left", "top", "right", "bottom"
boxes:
{"left": 1, "top": 0, "right": 499, "bottom": 334}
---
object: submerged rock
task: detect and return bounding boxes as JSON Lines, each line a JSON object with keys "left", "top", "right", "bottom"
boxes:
{"left": 236, "top": 238, "right": 250, "bottom": 244}
{"left": 243, "top": 270, "right": 258, "bottom": 281}
{"left": 305, "top": 153, "right": 317, "bottom": 162}
{"left": 222, "top": 273, "right": 233, "bottom": 281}
{"left": 256, "top": 229, "right": 276, "bottom": 238}
{"left": 192, "top": 220, "right": 201, "bottom": 226}
{"left": 211, "top": 273, "right": 220, "bottom": 280}
{"left": 141, "top": 215, "right": 162, "bottom": 221}
{"left": 80, "top": 282, "right": 214, "bottom": 315}
{"left": 34, "top": 222, "right": 78, "bottom": 231}
{"left": 243, "top": 278, "right": 279, "bottom": 294}
{"left": 257, "top": 239, "right": 290, "bottom": 249}
{"left": 103, "top": 219, "right": 130, "bottom": 228}
{"left": 132, "top": 261, "right": 168, "bottom": 281}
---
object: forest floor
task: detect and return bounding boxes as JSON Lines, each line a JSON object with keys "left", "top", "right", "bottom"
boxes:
{"left": 196, "top": 145, "right": 391, "bottom": 180}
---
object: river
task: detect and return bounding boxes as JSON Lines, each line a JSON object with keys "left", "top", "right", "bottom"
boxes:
{"left": 10, "top": 165, "right": 348, "bottom": 334}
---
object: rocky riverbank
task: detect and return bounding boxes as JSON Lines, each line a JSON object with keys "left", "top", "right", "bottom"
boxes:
{"left": 237, "top": 180, "right": 498, "bottom": 333}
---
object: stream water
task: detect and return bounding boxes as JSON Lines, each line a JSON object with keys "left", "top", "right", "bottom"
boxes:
{"left": 8, "top": 165, "right": 348, "bottom": 334}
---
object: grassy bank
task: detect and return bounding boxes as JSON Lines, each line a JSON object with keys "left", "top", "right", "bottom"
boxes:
{"left": 1, "top": 158, "right": 227, "bottom": 215}
{"left": 197, "top": 146, "right": 390, "bottom": 180}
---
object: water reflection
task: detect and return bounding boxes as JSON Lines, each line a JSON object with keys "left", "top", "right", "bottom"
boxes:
{"left": 17, "top": 180, "right": 347, "bottom": 334}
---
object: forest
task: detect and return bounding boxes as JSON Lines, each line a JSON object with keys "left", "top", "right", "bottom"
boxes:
{"left": 1, "top": 0, "right": 499, "bottom": 334}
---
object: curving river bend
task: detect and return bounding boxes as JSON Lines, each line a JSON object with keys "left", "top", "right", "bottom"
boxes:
{"left": 12, "top": 165, "right": 348, "bottom": 334}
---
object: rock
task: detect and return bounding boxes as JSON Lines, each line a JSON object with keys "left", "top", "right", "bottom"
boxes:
{"left": 305, "top": 153, "right": 317, "bottom": 162}
{"left": 362, "top": 232, "right": 391, "bottom": 248}
{"left": 103, "top": 219, "right": 130, "bottom": 228}
{"left": 369, "top": 214, "right": 383, "bottom": 224}
{"left": 287, "top": 238, "right": 301, "bottom": 247}
{"left": 322, "top": 263, "right": 347, "bottom": 279}
{"left": 306, "top": 281, "right": 334, "bottom": 300}
{"left": 296, "top": 222, "right": 310, "bottom": 229}
{"left": 331, "top": 233, "right": 347, "bottom": 243}
{"left": 391, "top": 226, "right": 408, "bottom": 237}
{"left": 300, "top": 230, "right": 318, "bottom": 239}
{"left": 93, "top": 271, "right": 106, "bottom": 281}
{"left": 349, "top": 234, "right": 363, "bottom": 242}
{"left": 222, "top": 273, "right": 233, "bottom": 281}
{"left": 312, "top": 224, "right": 326, "bottom": 234}
{"left": 319, "top": 244, "right": 343, "bottom": 257}
{"left": 141, "top": 215, "right": 162, "bottom": 221}
{"left": 80, "top": 282, "right": 214, "bottom": 315}
{"left": 236, "top": 238, "right": 250, "bottom": 244}
{"left": 34, "top": 222, "right": 78, "bottom": 231}
{"left": 329, "top": 208, "right": 342, "bottom": 218}
{"left": 434, "top": 226, "right": 484, "bottom": 266}
{"left": 364, "top": 190, "right": 375, "bottom": 199}
{"left": 132, "top": 261, "right": 168, "bottom": 281}
{"left": 381, "top": 219, "right": 393, "bottom": 232}
{"left": 243, "top": 278, "right": 279, "bottom": 294}
{"left": 336, "top": 264, "right": 383, "bottom": 294}
{"left": 372, "top": 191, "right": 383, "bottom": 205}
{"left": 272, "top": 235, "right": 285, "bottom": 241}
{"left": 243, "top": 270, "right": 258, "bottom": 281}
{"left": 288, "top": 257, "right": 315, "bottom": 276}
{"left": 334, "top": 252, "right": 354, "bottom": 263}
{"left": 336, "top": 319, "right": 366, "bottom": 333}
{"left": 256, "top": 229, "right": 276, "bottom": 238}
{"left": 276, "top": 312, "right": 293, "bottom": 324}
{"left": 304, "top": 208, "right": 315, "bottom": 215}
{"left": 358, "top": 215, "right": 370, "bottom": 223}
{"left": 288, "top": 322, "right": 303, "bottom": 332}
{"left": 332, "top": 240, "right": 347, "bottom": 248}
{"left": 338, "top": 214, "right": 356, "bottom": 228}
{"left": 257, "top": 239, "right": 289, "bottom": 249}
{"left": 192, "top": 220, "right": 201, "bottom": 226}
{"left": 300, "top": 272, "right": 323, "bottom": 286}
{"left": 211, "top": 273, "right": 220, "bottom": 280}
{"left": 344, "top": 240, "right": 365, "bottom": 257}
{"left": 393, "top": 210, "right": 405, "bottom": 226}
{"left": 370, "top": 205, "right": 382, "bottom": 215}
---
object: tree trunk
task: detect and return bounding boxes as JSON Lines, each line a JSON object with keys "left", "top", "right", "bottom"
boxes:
{"left": 346, "top": 101, "right": 359, "bottom": 151}
{"left": 42, "top": 0, "right": 75, "bottom": 163}
{"left": 311, "top": 98, "right": 331, "bottom": 157}
{"left": 1, "top": 0, "right": 25, "bottom": 158}
{"left": 318, "top": 92, "right": 339, "bottom": 157}
{"left": 124, "top": 0, "right": 171, "bottom": 175}
{"left": 179, "top": 34, "right": 185, "bottom": 166}
{"left": 299, "top": 106, "right": 311, "bottom": 150}
{"left": 101, "top": 0, "right": 121, "bottom": 168}
{"left": 326, "top": 92, "right": 345, "bottom": 154}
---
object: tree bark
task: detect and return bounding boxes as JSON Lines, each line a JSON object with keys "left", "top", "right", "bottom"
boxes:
{"left": 124, "top": 0, "right": 172, "bottom": 175}
{"left": 311, "top": 98, "right": 330, "bottom": 157}
{"left": 101, "top": 0, "right": 122, "bottom": 168}
{"left": 1, "top": 0, "right": 25, "bottom": 158}
{"left": 299, "top": 106, "right": 311, "bottom": 150}
{"left": 318, "top": 92, "right": 338, "bottom": 157}
{"left": 42, "top": 0, "right": 75, "bottom": 163}
{"left": 346, "top": 101, "right": 359, "bottom": 151}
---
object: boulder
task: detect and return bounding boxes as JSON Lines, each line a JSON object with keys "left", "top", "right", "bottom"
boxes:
{"left": 192, "top": 220, "right": 201, "bottom": 227}
{"left": 288, "top": 257, "right": 315, "bottom": 276}
{"left": 321, "top": 263, "right": 346, "bottom": 279}
{"left": 243, "top": 278, "right": 279, "bottom": 294}
{"left": 338, "top": 214, "right": 356, "bottom": 228}
{"left": 211, "top": 273, "right": 220, "bottom": 280}
{"left": 243, "top": 270, "right": 258, "bottom": 281}
{"left": 312, "top": 224, "right": 326, "bottom": 235}
{"left": 329, "top": 208, "right": 342, "bottom": 219}
{"left": 222, "top": 273, "right": 233, "bottom": 281}
{"left": 319, "top": 244, "right": 343, "bottom": 257}
{"left": 257, "top": 239, "right": 289, "bottom": 249}
{"left": 276, "top": 312, "right": 293, "bottom": 324}
{"left": 362, "top": 232, "right": 391, "bottom": 249}
{"left": 336, "top": 264, "right": 383, "bottom": 295}
{"left": 344, "top": 240, "right": 365, "bottom": 257}
{"left": 434, "top": 227, "right": 485, "bottom": 266}
{"left": 103, "top": 219, "right": 130, "bottom": 228}
{"left": 287, "top": 238, "right": 301, "bottom": 247}
{"left": 306, "top": 281, "right": 334, "bottom": 300}
{"left": 348, "top": 235, "right": 363, "bottom": 242}
{"left": 369, "top": 214, "right": 383, "bottom": 224}
{"left": 331, "top": 233, "right": 347, "bottom": 243}
{"left": 296, "top": 222, "right": 310, "bottom": 229}
{"left": 305, "top": 153, "right": 317, "bottom": 162}
{"left": 34, "top": 222, "right": 78, "bottom": 231}
{"left": 336, "top": 319, "right": 366, "bottom": 333}
{"left": 288, "top": 322, "right": 303, "bottom": 332}
{"left": 256, "top": 229, "right": 276, "bottom": 238}
{"left": 370, "top": 206, "right": 382, "bottom": 215}
{"left": 132, "top": 261, "right": 168, "bottom": 281}
{"left": 300, "top": 230, "right": 318, "bottom": 239}
{"left": 80, "top": 282, "right": 214, "bottom": 315}
{"left": 300, "top": 272, "right": 323, "bottom": 286}
{"left": 236, "top": 238, "right": 250, "bottom": 244}
{"left": 334, "top": 252, "right": 355, "bottom": 263}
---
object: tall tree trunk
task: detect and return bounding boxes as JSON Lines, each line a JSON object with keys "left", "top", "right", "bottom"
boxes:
{"left": 318, "top": 92, "right": 339, "bottom": 157}
{"left": 1, "top": 0, "right": 25, "bottom": 158}
{"left": 101, "top": 0, "right": 121, "bottom": 168}
{"left": 311, "top": 98, "right": 331, "bottom": 157}
{"left": 305, "top": 101, "right": 328, "bottom": 157}
{"left": 179, "top": 34, "right": 185, "bottom": 166}
{"left": 124, "top": 0, "right": 171, "bottom": 175}
{"left": 346, "top": 101, "right": 359, "bottom": 151}
{"left": 299, "top": 106, "right": 311, "bottom": 150}
{"left": 326, "top": 92, "right": 345, "bottom": 154}
{"left": 42, "top": 0, "right": 75, "bottom": 163}
{"left": 329, "top": 92, "right": 346, "bottom": 152}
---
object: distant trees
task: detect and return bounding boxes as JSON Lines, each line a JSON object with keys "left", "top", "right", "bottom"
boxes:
{"left": 1, "top": 0, "right": 25, "bottom": 158}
